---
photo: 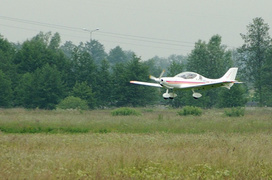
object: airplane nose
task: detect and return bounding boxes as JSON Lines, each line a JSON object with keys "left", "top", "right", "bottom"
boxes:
{"left": 160, "top": 78, "right": 164, "bottom": 85}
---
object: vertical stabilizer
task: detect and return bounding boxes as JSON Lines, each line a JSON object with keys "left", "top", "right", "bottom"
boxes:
{"left": 221, "top": 67, "right": 238, "bottom": 81}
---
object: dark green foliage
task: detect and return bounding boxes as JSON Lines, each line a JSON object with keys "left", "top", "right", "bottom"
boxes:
{"left": 0, "top": 126, "right": 89, "bottom": 134}
{"left": 14, "top": 32, "right": 68, "bottom": 74}
{"left": 263, "top": 47, "right": 272, "bottom": 106}
{"left": 0, "top": 70, "right": 12, "bottom": 107}
{"left": 0, "top": 35, "right": 16, "bottom": 78}
{"left": 32, "top": 64, "right": 64, "bottom": 109}
{"left": 84, "top": 40, "right": 107, "bottom": 64}
{"left": 14, "top": 73, "right": 34, "bottom": 107}
{"left": 71, "top": 81, "right": 96, "bottom": 109}
{"left": 70, "top": 47, "right": 97, "bottom": 85}
{"left": 238, "top": 17, "right": 272, "bottom": 106}
{"left": 57, "top": 96, "right": 89, "bottom": 110}
{"left": 0, "top": 23, "right": 271, "bottom": 109}
{"left": 185, "top": 34, "right": 245, "bottom": 108}
{"left": 108, "top": 46, "right": 129, "bottom": 65}
{"left": 95, "top": 59, "right": 113, "bottom": 107}
{"left": 111, "top": 107, "right": 141, "bottom": 116}
{"left": 14, "top": 64, "right": 64, "bottom": 109}
{"left": 112, "top": 55, "right": 158, "bottom": 107}
{"left": 217, "top": 84, "right": 247, "bottom": 108}
{"left": 177, "top": 106, "right": 203, "bottom": 116}
{"left": 60, "top": 41, "right": 77, "bottom": 59}
{"left": 224, "top": 107, "right": 245, "bottom": 117}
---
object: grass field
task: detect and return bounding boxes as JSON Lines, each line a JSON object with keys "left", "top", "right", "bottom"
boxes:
{"left": 0, "top": 108, "right": 272, "bottom": 179}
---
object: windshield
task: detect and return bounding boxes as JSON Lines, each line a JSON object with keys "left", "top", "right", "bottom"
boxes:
{"left": 175, "top": 72, "right": 198, "bottom": 79}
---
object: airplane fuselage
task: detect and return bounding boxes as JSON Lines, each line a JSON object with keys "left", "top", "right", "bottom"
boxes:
{"left": 160, "top": 77, "right": 206, "bottom": 89}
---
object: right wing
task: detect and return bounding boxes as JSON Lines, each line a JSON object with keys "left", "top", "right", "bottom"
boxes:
{"left": 130, "top": 81, "right": 162, "bottom": 88}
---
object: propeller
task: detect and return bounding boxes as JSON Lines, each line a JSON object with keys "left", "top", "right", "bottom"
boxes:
{"left": 149, "top": 70, "right": 165, "bottom": 82}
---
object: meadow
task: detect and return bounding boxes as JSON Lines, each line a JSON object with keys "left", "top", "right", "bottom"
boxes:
{"left": 0, "top": 108, "right": 272, "bottom": 179}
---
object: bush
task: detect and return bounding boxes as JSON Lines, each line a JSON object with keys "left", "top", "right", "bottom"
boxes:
{"left": 57, "top": 96, "right": 89, "bottom": 110}
{"left": 111, "top": 107, "right": 141, "bottom": 116}
{"left": 224, "top": 107, "right": 245, "bottom": 117}
{"left": 177, "top": 106, "right": 202, "bottom": 116}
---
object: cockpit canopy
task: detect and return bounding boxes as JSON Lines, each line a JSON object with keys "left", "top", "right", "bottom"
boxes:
{"left": 175, "top": 72, "right": 199, "bottom": 79}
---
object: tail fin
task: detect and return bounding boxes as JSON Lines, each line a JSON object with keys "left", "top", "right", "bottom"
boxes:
{"left": 220, "top": 67, "right": 241, "bottom": 89}
{"left": 221, "top": 67, "right": 238, "bottom": 81}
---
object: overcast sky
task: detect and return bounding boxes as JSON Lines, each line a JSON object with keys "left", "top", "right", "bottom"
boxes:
{"left": 1, "top": 0, "right": 272, "bottom": 59}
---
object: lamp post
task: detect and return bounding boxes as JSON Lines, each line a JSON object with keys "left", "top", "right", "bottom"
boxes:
{"left": 83, "top": 28, "right": 99, "bottom": 41}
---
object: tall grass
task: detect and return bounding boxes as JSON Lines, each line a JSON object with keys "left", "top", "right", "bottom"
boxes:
{"left": 0, "top": 108, "right": 272, "bottom": 179}
{"left": 111, "top": 107, "right": 141, "bottom": 116}
{"left": 0, "top": 133, "right": 271, "bottom": 179}
{"left": 0, "top": 108, "right": 271, "bottom": 134}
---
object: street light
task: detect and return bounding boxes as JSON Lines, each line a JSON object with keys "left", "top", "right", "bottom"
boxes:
{"left": 83, "top": 28, "right": 99, "bottom": 41}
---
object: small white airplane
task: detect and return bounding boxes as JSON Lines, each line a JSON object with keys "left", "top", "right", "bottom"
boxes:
{"left": 130, "top": 67, "right": 242, "bottom": 99}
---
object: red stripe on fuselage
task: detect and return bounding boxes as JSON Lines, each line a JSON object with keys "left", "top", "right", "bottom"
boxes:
{"left": 166, "top": 81, "right": 206, "bottom": 84}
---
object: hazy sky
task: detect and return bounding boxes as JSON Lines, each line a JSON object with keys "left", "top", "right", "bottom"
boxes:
{"left": 1, "top": 0, "right": 272, "bottom": 59}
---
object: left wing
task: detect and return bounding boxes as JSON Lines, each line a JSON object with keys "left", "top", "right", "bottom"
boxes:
{"left": 130, "top": 81, "right": 162, "bottom": 88}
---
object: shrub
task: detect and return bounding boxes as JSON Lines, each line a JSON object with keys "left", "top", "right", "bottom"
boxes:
{"left": 57, "top": 96, "right": 89, "bottom": 110}
{"left": 111, "top": 107, "right": 141, "bottom": 116}
{"left": 177, "top": 106, "right": 202, "bottom": 116}
{"left": 224, "top": 107, "right": 245, "bottom": 117}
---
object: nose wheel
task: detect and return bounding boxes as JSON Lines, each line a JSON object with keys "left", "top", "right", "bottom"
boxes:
{"left": 163, "top": 89, "right": 177, "bottom": 99}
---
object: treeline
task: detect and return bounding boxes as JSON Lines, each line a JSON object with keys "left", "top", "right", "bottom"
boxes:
{"left": 0, "top": 17, "right": 271, "bottom": 109}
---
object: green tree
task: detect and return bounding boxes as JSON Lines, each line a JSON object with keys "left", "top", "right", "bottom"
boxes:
{"left": 15, "top": 32, "right": 68, "bottom": 74}
{"left": 32, "top": 64, "right": 64, "bottom": 109}
{"left": 108, "top": 46, "right": 128, "bottom": 65}
{"left": 71, "top": 81, "right": 96, "bottom": 109}
{"left": 48, "top": 32, "right": 61, "bottom": 50}
{"left": 15, "top": 32, "right": 50, "bottom": 73}
{"left": 95, "top": 59, "right": 113, "bottom": 107}
{"left": 0, "top": 34, "right": 18, "bottom": 91}
{"left": 126, "top": 55, "right": 157, "bottom": 106}
{"left": 14, "top": 73, "right": 34, "bottom": 108}
{"left": 70, "top": 46, "right": 97, "bottom": 86}
{"left": 0, "top": 70, "right": 12, "bottom": 107}
{"left": 168, "top": 60, "right": 185, "bottom": 77}
{"left": 111, "top": 62, "right": 127, "bottom": 106}
{"left": 238, "top": 17, "right": 271, "bottom": 106}
{"left": 262, "top": 47, "right": 272, "bottom": 106}
{"left": 0, "top": 35, "right": 16, "bottom": 75}
{"left": 112, "top": 55, "right": 158, "bottom": 107}
{"left": 85, "top": 40, "right": 107, "bottom": 64}
{"left": 142, "top": 58, "right": 162, "bottom": 78}
{"left": 60, "top": 41, "right": 77, "bottom": 59}
{"left": 186, "top": 35, "right": 233, "bottom": 108}
{"left": 217, "top": 84, "right": 247, "bottom": 108}
{"left": 187, "top": 35, "right": 231, "bottom": 77}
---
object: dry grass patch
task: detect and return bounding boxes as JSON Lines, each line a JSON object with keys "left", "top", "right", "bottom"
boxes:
{"left": 1, "top": 133, "right": 272, "bottom": 179}
{"left": 0, "top": 108, "right": 272, "bottom": 179}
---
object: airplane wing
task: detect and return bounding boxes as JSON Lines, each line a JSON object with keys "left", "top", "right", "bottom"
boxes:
{"left": 130, "top": 81, "right": 162, "bottom": 88}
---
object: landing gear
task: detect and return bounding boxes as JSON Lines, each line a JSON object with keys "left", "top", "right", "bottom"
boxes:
{"left": 192, "top": 89, "right": 202, "bottom": 99}
{"left": 162, "top": 89, "right": 202, "bottom": 100}
{"left": 163, "top": 89, "right": 177, "bottom": 99}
